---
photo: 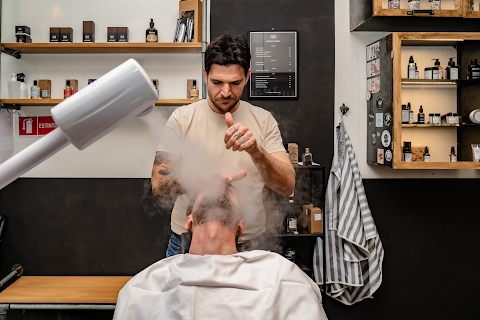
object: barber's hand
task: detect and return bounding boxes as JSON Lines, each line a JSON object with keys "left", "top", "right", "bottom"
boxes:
{"left": 224, "top": 112, "right": 257, "bottom": 153}
{"left": 221, "top": 169, "right": 247, "bottom": 184}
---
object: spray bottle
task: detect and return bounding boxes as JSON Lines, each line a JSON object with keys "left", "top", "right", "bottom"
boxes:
{"left": 17, "top": 73, "right": 28, "bottom": 99}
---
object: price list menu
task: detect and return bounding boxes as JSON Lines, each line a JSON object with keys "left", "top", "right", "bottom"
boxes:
{"left": 250, "top": 31, "right": 297, "bottom": 98}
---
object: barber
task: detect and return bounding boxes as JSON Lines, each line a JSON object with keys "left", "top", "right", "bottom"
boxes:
{"left": 151, "top": 33, "right": 295, "bottom": 257}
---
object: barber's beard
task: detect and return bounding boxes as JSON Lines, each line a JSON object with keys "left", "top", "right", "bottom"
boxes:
{"left": 208, "top": 90, "right": 240, "bottom": 113}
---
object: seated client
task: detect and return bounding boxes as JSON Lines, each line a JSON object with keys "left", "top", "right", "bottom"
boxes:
{"left": 113, "top": 183, "right": 327, "bottom": 320}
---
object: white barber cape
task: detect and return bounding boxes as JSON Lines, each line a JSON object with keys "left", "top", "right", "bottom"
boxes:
{"left": 113, "top": 250, "right": 327, "bottom": 320}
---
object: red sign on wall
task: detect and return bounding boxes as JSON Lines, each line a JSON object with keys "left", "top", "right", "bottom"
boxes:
{"left": 19, "top": 117, "right": 38, "bottom": 136}
{"left": 38, "top": 116, "right": 58, "bottom": 135}
{"left": 19, "top": 116, "right": 57, "bottom": 137}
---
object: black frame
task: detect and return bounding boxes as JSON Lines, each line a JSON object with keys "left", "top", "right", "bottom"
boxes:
{"left": 248, "top": 30, "right": 298, "bottom": 99}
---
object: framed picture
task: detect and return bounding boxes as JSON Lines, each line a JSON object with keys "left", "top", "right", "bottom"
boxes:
{"left": 249, "top": 31, "right": 297, "bottom": 98}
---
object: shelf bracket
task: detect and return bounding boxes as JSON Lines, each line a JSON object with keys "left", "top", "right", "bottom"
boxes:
{"left": 407, "top": 10, "right": 434, "bottom": 15}
{"left": 1, "top": 46, "right": 21, "bottom": 59}
{"left": 0, "top": 102, "right": 21, "bottom": 110}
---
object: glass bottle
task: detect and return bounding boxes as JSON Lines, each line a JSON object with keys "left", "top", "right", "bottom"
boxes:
{"left": 402, "top": 104, "right": 409, "bottom": 124}
{"left": 64, "top": 80, "right": 73, "bottom": 99}
{"left": 449, "top": 146, "right": 457, "bottom": 162}
{"left": 146, "top": 18, "right": 158, "bottom": 43}
{"left": 284, "top": 247, "right": 295, "bottom": 262}
{"left": 152, "top": 80, "right": 159, "bottom": 96}
{"left": 302, "top": 148, "right": 312, "bottom": 166}
{"left": 423, "top": 146, "right": 430, "bottom": 162}
{"left": 190, "top": 80, "right": 199, "bottom": 99}
{"left": 31, "top": 80, "right": 40, "bottom": 99}
{"left": 403, "top": 142, "right": 412, "bottom": 162}
{"left": 418, "top": 105, "right": 425, "bottom": 124}
{"left": 408, "top": 102, "right": 414, "bottom": 124}
{"left": 468, "top": 59, "right": 480, "bottom": 80}
{"left": 286, "top": 214, "right": 298, "bottom": 234}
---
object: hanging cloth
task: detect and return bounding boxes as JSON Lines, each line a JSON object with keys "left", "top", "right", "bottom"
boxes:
{"left": 313, "top": 118, "right": 384, "bottom": 305}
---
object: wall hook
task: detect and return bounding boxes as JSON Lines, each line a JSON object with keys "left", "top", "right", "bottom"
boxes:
{"left": 340, "top": 103, "right": 349, "bottom": 116}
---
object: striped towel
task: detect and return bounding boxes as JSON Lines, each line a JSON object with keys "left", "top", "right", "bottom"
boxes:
{"left": 313, "top": 119, "right": 384, "bottom": 305}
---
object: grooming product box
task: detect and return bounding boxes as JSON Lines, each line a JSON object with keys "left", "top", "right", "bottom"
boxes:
{"left": 16, "top": 26, "right": 32, "bottom": 43}
{"left": 83, "top": 21, "right": 95, "bottom": 42}
{"left": 66, "top": 79, "right": 78, "bottom": 93}
{"left": 15, "top": 26, "right": 31, "bottom": 35}
{"left": 187, "top": 79, "right": 195, "bottom": 98}
{"left": 16, "top": 35, "right": 32, "bottom": 43}
{"left": 38, "top": 80, "right": 51, "bottom": 99}
{"left": 50, "top": 28, "right": 60, "bottom": 42}
{"left": 288, "top": 143, "right": 299, "bottom": 164}
{"left": 107, "top": 27, "right": 117, "bottom": 42}
{"left": 60, "top": 27, "right": 73, "bottom": 42}
{"left": 118, "top": 27, "right": 129, "bottom": 42}
{"left": 307, "top": 207, "right": 322, "bottom": 233}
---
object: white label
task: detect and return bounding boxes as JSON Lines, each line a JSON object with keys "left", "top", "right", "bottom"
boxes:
{"left": 388, "top": 0, "right": 400, "bottom": 9}
{"left": 409, "top": 112, "right": 414, "bottom": 124}
{"left": 423, "top": 155, "right": 430, "bottom": 162}
{"left": 404, "top": 153, "right": 412, "bottom": 162}
{"left": 450, "top": 155, "right": 457, "bottom": 162}
{"left": 429, "top": 1, "right": 441, "bottom": 10}
{"left": 408, "top": 1, "right": 420, "bottom": 9}
{"left": 288, "top": 218, "right": 297, "bottom": 229}
{"left": 31, "top": 88, "right": 40, "bottom": 97}
{"left": 402, "top": 110, "right": 409, "bottom": 123}
{"left": 425, "top": 70, "right": 432, "bottom": 79}
{"left": 408, "top": 65, "right": 415, "bottom": 79}
{"left": 415, "top": 71, "right": 419, "bottom": 79}
{"left": 438, "top": 70, "right": 444, "bottom": 79}
{"left": 314, "top": 214, "right": 321, "bottom": 221}
{"left": 450, "top": 68, "right": 459, "bottom": 80}
{"left": 433, "top": 70, "right": 439, "bottom": 79}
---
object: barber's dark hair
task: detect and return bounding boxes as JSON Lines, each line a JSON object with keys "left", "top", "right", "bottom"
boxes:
{"left": 187, "top": 188, "right": 240, "bottom": 231}
{"left": 204, "top": 33, "right": 251, "bottom": 77}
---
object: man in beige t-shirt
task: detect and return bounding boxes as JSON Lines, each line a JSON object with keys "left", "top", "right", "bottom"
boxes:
{"left": 152, "top": 33, "right": 295, "bottom": 257}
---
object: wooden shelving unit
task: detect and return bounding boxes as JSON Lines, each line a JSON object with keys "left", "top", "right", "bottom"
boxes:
{"left": 394, "top": 161, "right": 480, "bottom": 170}
{"left": 401, "top": 78, "right": 457, "bottom": 85}
{"left": 0, "top": 98, "right": 201, "bottom": 107}
{"left": 464, "top": 0, "right": 480, "bottom": 18}
{"left": 1, "top": 42, "right": 202, "bottom": 54}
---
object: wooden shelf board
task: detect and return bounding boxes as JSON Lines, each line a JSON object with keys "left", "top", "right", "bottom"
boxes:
{"left": 375, "top": 9, "right": 463, "bottom": 18}
{"left": 402, "top": 124, "right": 460, "bottom": 127}
{"left": 401, "top": 78, "right": 457, "bottom": 85}
{"left": 1, "top": 99, "right": 200, "bottom": 106}
{"left": 394, "top": 161, "right": 480, "bottom": 169}
{"left": 1, "top": 42, "right": 202, "bottom": 54}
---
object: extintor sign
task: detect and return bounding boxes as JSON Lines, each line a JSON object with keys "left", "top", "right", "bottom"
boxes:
{"left": 19, "top": 116, "right": 57, "bottom": 137}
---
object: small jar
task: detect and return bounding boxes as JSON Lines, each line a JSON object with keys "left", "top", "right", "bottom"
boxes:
{"left": 447, "top": 113, "right": 455, "bottom": 124}
{"left": 429, "top": 113, "right": 434, "bottom": 124}
{"left": 452, "top": 113, "right": 459, "bottom": 124}
{"left": 432, "top": 113, "right": 441, "bottom": 124}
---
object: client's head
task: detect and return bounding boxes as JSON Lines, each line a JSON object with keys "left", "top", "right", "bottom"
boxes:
{"left": 185, "top": 184, "right": 246, "bottom": 255}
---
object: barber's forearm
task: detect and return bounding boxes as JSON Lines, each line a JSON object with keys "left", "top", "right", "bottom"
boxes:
{"left": 151, "top": 152, "right": 185, "bottom": 197}
{"left": 248, "top": 146, "right": 295, "bottom": 197}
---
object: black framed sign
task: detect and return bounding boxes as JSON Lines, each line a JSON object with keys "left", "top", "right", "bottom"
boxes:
{"left": 249, "top": 31, "right": 297, "bottom": 98}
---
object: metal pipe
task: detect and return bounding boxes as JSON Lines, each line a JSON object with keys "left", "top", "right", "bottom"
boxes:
{"left": 201, "top": 0, "right": 208, "bottom": 99}
{"left": 0, "top": 267, "right": 20, "bottom": 288}
{"left": 0, "top": 215, "right": 5, "bottom": 240}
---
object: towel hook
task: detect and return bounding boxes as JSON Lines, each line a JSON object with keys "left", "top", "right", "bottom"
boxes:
{"left": 340, "top": 103, "right": 349, "bottom": 116}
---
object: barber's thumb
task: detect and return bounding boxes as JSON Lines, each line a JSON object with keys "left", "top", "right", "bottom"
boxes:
{"left": 225, "top": 112, "right": 234, "bottom": 128}
{"left": 231, "top": 170, "right": 248, "bottom": 182}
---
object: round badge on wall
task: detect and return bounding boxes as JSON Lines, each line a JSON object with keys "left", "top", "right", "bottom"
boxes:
{"left": 366, "top": 91, "right": 372, "bottom": 101}
{"left": 381, "top": 130, "right": 391, "bottom": 148}
{"left": 385, "top": 150, "right": 392, "bottom": 162}
{"left": 384, "top": 113, "right": 392, "bottom": 126}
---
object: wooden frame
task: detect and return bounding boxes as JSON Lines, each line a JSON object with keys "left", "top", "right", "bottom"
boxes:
{"left": 374, "top": 0, "right": 463, "bottom": 17}
{"left": 178, "top": 0, "right": 203, "bottom": 43}
{"left": 463, "top": 0, "right": 480, "bottom": 18}
{"left": 391, "top": 32, "right": 480, "bottom": 169}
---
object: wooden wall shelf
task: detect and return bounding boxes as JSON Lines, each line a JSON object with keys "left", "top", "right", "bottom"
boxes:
{"left": 350, "top": 0, "right": 480, "bottom": 32}
{"left": 1, "top": 43, "right": 202, "bottom": 54}
{"left": 401, "top": 124, "right": 460, "bottom": 127}
{"left": 1, "top": 98, "right": 201, "bottom": 107}
{"left": 394, "top": 161, "right": 480, "bottom": 170}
